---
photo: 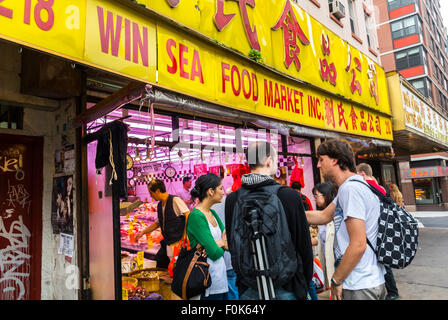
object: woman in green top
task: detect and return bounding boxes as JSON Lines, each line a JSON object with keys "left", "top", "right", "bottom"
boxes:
{"left": 187, "top": 173, "right": 229, "bottom": 300}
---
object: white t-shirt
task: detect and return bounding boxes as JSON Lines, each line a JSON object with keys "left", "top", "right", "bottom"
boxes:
{"left": 176, "top": 188, "right": 194, "bottom": 210}
{"left": 332, "top": 174, "right": 385, "bottom": 290}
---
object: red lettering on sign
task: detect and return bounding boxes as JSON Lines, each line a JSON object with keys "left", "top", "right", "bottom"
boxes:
{"left": 272, "top": 0, "right": 310, "bottom": 72}
{"left": 368, "top": 113, "right": 374, "bottom": 132}
{"left": 324, "top": 99, "right": 335, "bottom": 128}
{"left": 252, "top": 73, "right": 258, "bottom": 101}
{"left": 264, "top": 79, "right": 273, "bottom": 107}
{"left": 294, "top": 90, "right": 304, "bottom": 114}
{"left": 359, "top": 111, "right": 367, "bottom": 131}
{"left": 179, "top": 43, "right": 189, "bottom": 79}
{"left": 0, "top": 0, "right": 13, "bottom": 19}
{"left": 375, "top": 115, "right": 381, "bottom": 134}
{"left": 125, "top": 19, "right": 131, "bottom": 61}
{"left": 98, "top": 6, "right": 122, "bottom": 57}
{"left": 385, "top": 120, "right": 391, "bottom": 135}
{"left": 166, "top": 39, "right": 177, "bottom": 74}
{"left": 308, "top": 96, "right": 322, "bottom": 120}
{"left": 337, "top": 103, "right": 348, "bottom": 130}
{"left": 132, "top": 22, "right": 149, "bottom": 67}
{"left": 214, "top": 0, "right": 260, "bottom": 51}
{"left": 167, "top": 40, "right": 204, "bottom": 84}
{"left": 319, "top": 32, "right": 337, "bottom": 86}
{"left": 280, "top": 85, "right": 287, "bottom": 110}
{"left": 222, "top": 63, "right": 230, "bottom": 93}
{"left": 231, "top": 65, "right": 241, "bottom": 96}
{"left": 349, "top": 106, "right": 358, "bottom": 130}
{"left": 222, "top": 62, "right": 258, "bottom": 100}
{"left": 272, "top": 83, "right": 280, "bottom": 109}
{"left": 190, "top": 50, "right": 204, "bottom": 84}
{"left": 34, "top": 0, "right": 55, "bottom": 31}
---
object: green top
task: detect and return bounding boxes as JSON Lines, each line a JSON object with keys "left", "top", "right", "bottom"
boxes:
{"left": 186, "top": 208, "right": 225, "bottom": 261}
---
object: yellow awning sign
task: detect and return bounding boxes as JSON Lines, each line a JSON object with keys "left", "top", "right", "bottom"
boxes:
{"left": 140, "top": 0, "right": 391, "bottom": 115}
{"left": 158, "top": 25, "right": 393, "bottom": 140}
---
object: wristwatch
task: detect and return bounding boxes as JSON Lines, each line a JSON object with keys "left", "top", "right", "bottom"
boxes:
{"left": 331, "top": 277, "right": 343, "bottom": 287}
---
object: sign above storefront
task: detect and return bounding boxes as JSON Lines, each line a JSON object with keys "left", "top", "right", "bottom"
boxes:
{"left": 157, "top": 24, "right": 393, "bottom": 140}
{"left": 138, "top": 0, "right": 390, "bottom": 116}
{"left": 400, "top": 83, "right": 448, "bottom": 146}
{"left": 402, "top": 166, "right": 447, "bottom": 179}
{"left": 0, "top": 0, "right": 157, "bottom": 83}
{"left": 0, "top": 0, "right": 392, "bottom": 140}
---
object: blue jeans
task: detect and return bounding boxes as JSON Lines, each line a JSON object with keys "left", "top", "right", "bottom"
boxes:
{"left": 240, "top": 286, "right": 297, "bottom": 300}
{"left": 226, "top": 269, "right": 239, "bottom": 300}
{"left": 307, "top": 280, "right": 318, "bottom": 300}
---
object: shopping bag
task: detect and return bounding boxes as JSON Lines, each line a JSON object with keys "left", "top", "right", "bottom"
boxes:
{"left": 312, "top": 257, "right": 325, "bottom": 294}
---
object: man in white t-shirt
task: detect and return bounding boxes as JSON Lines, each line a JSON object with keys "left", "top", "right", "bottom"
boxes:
{"left": 306, "top": 139, "right": 386, "bottom": 300}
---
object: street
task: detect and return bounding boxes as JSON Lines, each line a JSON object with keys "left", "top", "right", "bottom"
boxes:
{"left": 393, "top": 213, "right": 448, "bottom": 300}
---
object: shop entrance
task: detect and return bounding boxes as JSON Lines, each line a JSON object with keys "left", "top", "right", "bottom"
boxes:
{"left": 413, "top": 178, "right": 441, "bottom": 205}
{"left": 0, "top": 134, "right": 43, "bottom": 300}
{"left": 83, "top": 100, "right": 316, "bottom": 300}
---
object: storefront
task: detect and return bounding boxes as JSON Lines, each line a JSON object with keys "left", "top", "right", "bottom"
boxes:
{"left": 387, "top": 72, "right": 448, "bottom": 211}
{"left": 1, "top": 0, "right": 393, "bottom": 299}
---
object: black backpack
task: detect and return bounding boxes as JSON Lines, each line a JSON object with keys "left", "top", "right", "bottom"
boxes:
{"left": 351, "top": 180, "right": 419, "bottom": 269}
{"left": 229, "top": 184, "right": 298, "bottom": 290}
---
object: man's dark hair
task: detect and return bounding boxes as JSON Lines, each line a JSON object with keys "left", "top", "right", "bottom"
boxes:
{"left": 291, "top": 181, "right": 302, "bottom": 191}
{"left": 148, "top": 179, "right": 166, "bottom": 193}
{"left": 182, "top": 176, "right": 191, "bottom": 184}
{"left": 245, "top": 141, "right": 277, "bottom": 170}
{"left": 317, "top": 139, "right": 356, "bottom": 173}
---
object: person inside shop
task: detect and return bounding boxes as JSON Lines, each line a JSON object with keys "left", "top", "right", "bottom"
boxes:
{"left": 135, "top": 179, "right": 190, "bottom": 268}
{"left": 187, "top": 173, "right": 229, "bottom": 300}
{"left": 291, "top": 181, "right": 313, "bottom": 211}
{"left": 356, "top": 163, "right": 400, "bottom": 301}
{"left": 177, "top": 176, "right": 195, "bottom": 210}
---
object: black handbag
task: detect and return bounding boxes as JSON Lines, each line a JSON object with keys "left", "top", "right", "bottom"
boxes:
{"left": 171, "top": 215, "right": 212, "bottom": 299}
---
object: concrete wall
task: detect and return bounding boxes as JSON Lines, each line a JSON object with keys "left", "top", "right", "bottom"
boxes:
{"left": 0, "top": 40, "right": 80, "bottom": 300}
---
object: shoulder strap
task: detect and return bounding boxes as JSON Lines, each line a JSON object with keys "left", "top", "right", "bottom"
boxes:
{"left": 348, "top": 179, "right": 387, "bottom": 202}
{"left": 345, "top": 179, "right": 380, "bottom": 254}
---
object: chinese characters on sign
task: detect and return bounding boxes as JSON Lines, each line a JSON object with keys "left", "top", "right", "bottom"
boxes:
{"left": 272, "top": 0, "right": 310, "bottom": 71}
{"left": 319, "top": 32, "right": 337, "bottom": 86}
{"left": 214, "top": 0, "right": 260, "bottom": 51}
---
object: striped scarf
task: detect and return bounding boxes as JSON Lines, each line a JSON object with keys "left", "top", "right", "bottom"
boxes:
{"left": 241, "top": 173, "right": 274, "bottom": 185}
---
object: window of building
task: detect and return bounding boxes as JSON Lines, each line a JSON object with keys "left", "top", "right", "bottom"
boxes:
{"left": 387, "top": 0, "right": 414, "bottom": 12}
{"left": 365, "top": 13, "right": 373, "bottom": 47}
{"left": 347, "top": 0, "right": 357, "bottom": 34}
{"left": 390, "top": 15, "right": 418, "bottom": 40}
{"left": 395, "top": 46, "right": 423, "bottom": 70}
{"left": 409, "top": 77, "right": 432, "bottom": 98}
{"left": 0, "top": 104, "right": 24, "bottom": 130}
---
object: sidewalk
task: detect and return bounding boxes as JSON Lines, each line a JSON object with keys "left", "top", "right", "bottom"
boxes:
{"left": 410, "top": 211, "right": 448, "bottom": 218}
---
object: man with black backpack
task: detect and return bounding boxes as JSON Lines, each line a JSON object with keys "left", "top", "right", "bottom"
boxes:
{"left": 225, "top": 141, "right": 313, "bottom": 300}
{"left": 306, "top": 139, "right": 387, "bottom": 300}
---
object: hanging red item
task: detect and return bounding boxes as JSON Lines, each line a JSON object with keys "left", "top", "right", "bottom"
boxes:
{"left": 231, "top": 164, "right": 250, "bottom": 192}
{"left": 289, "top": 157, "right": 305, "bottom": 188}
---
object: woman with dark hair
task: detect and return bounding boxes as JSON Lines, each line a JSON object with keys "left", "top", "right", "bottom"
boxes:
{"left": 311, "top": 182, "right": 338, "bottom": 293}
{"left": 187, "top": 173, "right": 228, "bottom": 300}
